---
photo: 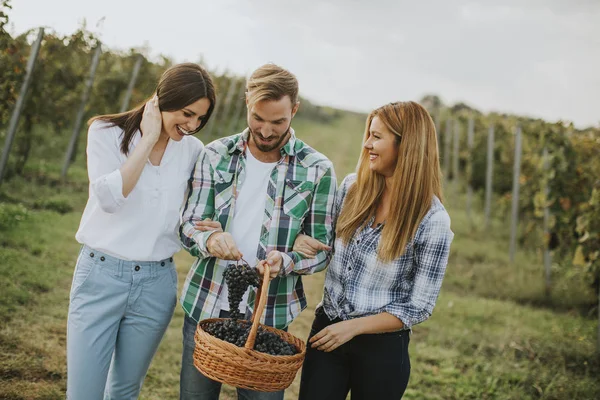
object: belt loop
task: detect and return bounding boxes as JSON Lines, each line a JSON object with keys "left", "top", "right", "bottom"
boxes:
{"left": 117, "top": 258, "right": 123, "bottom": 278}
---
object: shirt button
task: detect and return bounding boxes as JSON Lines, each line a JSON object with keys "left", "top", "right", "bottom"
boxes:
{"left": 135, "top": 265, "right": 140, "bottom": 271}
{"left": 90, "top": 252, "right": 94, "bottom": 258}
{"left": 161, "top": 261, "right": 165, "bottom": 266}
{"left": 170, "top": 257, "right": 173, "bottom": 262}
{"left": 100, "top": 256, "right": 105, "bottom": 261}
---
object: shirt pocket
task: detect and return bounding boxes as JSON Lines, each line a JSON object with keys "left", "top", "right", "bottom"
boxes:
{"left": 282, "top": 179, "right": 314, "bottom": 220}
{"left": 214, "top": 171, "right": 235, "bottom": 211}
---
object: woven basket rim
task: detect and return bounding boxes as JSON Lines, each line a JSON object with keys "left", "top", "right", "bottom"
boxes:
{"left": 191, "top": 264, "right": 306, "bottom": 391}
{"left": 196, "top": 317, "right": 306, "bottom": 362}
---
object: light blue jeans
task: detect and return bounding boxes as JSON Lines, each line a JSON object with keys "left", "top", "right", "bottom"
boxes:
{"left": 67, "top": 245, "right": 178, "bottom": 400}
{"left": 180, "top": 313, "right": 285, "bottom": 400}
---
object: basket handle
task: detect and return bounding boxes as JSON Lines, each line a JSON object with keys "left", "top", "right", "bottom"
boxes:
{"left": 244, "top": 262, "right": 270, "bottom": 350}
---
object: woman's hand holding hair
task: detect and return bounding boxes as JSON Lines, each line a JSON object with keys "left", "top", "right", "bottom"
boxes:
{"left": 140, "top": 95, "right": 162, "bottom": 145}
{"left": 119, "top": 95, "right": 164, "bottom": 197}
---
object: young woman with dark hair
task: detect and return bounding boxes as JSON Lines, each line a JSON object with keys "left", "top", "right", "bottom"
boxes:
{"left": 67, "top": 63, "right": 217, "bottom": 400}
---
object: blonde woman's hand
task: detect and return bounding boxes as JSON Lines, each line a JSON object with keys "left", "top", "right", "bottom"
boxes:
{"left": 293, "top": 234, "right": 331, "bottom": 258}
{"left": 310, "top": 320, "right": 360, "bottom": 352}
{"left": 140, "top": 95, "right": 162, "bottom": 145}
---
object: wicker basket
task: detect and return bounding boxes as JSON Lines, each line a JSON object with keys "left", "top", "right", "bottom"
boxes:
{"left": 193, "top": 264, "right": 306, "bottom": 392}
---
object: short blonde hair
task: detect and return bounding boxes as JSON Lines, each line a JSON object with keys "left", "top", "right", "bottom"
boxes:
{"left": 246, "top": 64, "right": 299, "bottom": 106}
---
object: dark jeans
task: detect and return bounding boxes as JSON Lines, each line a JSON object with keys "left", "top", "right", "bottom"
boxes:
{"left": 298, "top": 307, "right": 411, "bottom": 400}
{"left": 180, "top": 311, "right": 285, "bottom": 400}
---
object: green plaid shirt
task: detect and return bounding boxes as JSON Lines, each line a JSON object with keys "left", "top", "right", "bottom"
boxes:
{"left": 179, "top": 128, "right": 337, "bottom": 329}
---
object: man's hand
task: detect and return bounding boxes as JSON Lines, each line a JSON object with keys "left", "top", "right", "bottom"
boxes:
{"left": 206, "top": 232, "right": 242, "bottom": 260}
{"left": 195, "top": 218, "right": 223, "bottom": 232}
{"left": 293, "top": 234, "right": 331, "bottom": 258}
{"left": 256, "top": 251, "right": 283, "bottom": 279}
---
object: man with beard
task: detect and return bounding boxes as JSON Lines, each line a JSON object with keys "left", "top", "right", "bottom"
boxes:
{"left": 178, "top": 63, "right": 337, "bottom": 400}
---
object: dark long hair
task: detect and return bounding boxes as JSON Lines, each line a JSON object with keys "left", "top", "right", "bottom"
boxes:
{"left": 89, "top": 63, "right": 216, "bottom": 155}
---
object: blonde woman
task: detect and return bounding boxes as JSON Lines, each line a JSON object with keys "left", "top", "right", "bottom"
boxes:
{"left": 295, "top": 101, "right": 454, "bottom": 400}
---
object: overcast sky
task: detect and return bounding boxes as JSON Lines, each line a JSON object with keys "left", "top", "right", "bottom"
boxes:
{"left": 8, "top": 0, "right": 600, "bottom": 128}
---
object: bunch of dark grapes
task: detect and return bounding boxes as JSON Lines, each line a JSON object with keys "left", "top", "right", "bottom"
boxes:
{"left": 254, "top": 329, "right": 298, "bottom": 356}
{"left": 223, "top": 262, "right": 260, "bottom": 320}
{"left": 203, "top": 320, "right": 298, "bottom": 356}
{"left": 203, "top": 319, "right": 251, "bottom": 347}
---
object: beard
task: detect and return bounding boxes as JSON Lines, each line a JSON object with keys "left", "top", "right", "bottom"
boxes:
{"left": 248, "top": 124, "right": 292, "bottom": 153}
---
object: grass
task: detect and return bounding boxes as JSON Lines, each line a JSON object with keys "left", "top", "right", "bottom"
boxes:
{"left": 1, "top": 113, "right": 599, "bottom": 399}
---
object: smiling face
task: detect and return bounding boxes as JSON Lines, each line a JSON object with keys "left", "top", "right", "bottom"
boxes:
{"left": 246, "top": 95, "right": 299, "bottom": 159}
{"left": 364, "top": 116, "right": 400, "bottom": 177}
{"left": 160, "top": 97, "right": 211, "bottom": 141}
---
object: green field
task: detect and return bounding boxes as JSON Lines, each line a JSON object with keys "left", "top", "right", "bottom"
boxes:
{"left": 1, "top": 113, "right": 599, "bottom": 400}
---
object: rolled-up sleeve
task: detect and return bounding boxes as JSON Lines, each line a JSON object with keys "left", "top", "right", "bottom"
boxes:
{"left": 179, "top": 148, "right": 217, "bottom": 258}
{"left": 281, "top": 163, "right": 337, "bottom": 276}
{"left": 383, "top": 210, "right": 454, "bottom": 329}
{"left": 87, "top": 122, "right": 126, "bottom": 213}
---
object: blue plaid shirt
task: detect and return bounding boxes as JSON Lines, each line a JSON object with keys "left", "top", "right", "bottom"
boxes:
{"left": 322, "top": 174, "right": 454, "bottom": 330}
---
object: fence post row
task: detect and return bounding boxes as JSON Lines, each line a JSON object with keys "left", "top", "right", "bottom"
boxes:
{"left": 61, "top": 43, "right": 103, "bottom": 178}
{"left": 227, "top": 82, "right": 247, "bottom": 135}
{"left": 443, "top": 119, "right": 452, "bottom": 183}
{"left": 452, "top": 119, "right": 460, "bottom": 186}
{"left": 542, "top": 146, "right": 552, "bottom": 295}
{"left": 509, "top": 125, "right": 522, "bottom": 263}
{"left": 207, "top": 77, "right": 236, "bottom": 137}
{"left": 484, "top": 124, "right": 495, "bottom": 229}
{"left": 120, "top": 54, "right": 143, "bottom": 113}
{"left": 216, "top": 78, "right": 242, "bottom": 138}
{"left": 204, "top": 82, "right": 223, "bottom": 137}
{"left": 434, "top": 111, "right": 442, "bottom": 157}
{"left": 466, "top": 117, "right": 475, "bottom": 219}
{"left": 0, "top": 27, "right": 45, "bottom": 187}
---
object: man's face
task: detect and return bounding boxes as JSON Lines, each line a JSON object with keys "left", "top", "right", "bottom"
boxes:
{"left": 247, "top": 95, "right": 299, "bottom": 154}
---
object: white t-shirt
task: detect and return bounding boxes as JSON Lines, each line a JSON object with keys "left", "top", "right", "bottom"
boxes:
{"left": 75, "top": 120, "right": 203, "bottom": 261}
{"left": 220, "top": 147, "right": 277, "bottom": 313}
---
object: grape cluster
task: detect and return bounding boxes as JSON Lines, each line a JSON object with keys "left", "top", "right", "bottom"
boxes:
{"left": 203, "top": 320, "right": 298, "bottom": 356}
{"left": 204, "top": 319, "right": 250, "bottom": 347}
{"left": 254, "top": 329, "right": 298, "bottom": 356}
{"left": 223, "top": 262, "right": 260, "bottom": 320}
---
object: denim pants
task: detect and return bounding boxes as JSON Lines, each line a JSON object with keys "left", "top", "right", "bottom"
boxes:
{"left": 180, "top": 312, "right": 285, "bottom": 400}
{"left": 66, "top": 245, "right": 178, "bottom": 400}
{"left": 298, "top": 307, "right": 411, "bottom": 400}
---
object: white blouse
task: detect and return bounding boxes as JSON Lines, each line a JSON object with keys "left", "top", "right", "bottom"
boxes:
{"left": 75, "top": 120, "right": 203, "bottom": 261}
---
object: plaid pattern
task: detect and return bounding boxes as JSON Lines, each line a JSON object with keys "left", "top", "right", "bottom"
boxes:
{"left": 179, "top": 128, "right": 337, "bottom": 329}
{"left": 322, "top": 174, "right": 454, "bottom": 330}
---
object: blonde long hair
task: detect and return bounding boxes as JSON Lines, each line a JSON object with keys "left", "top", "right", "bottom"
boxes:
{"left": 336, "top": 101, "right": 443, "bottom": 262}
